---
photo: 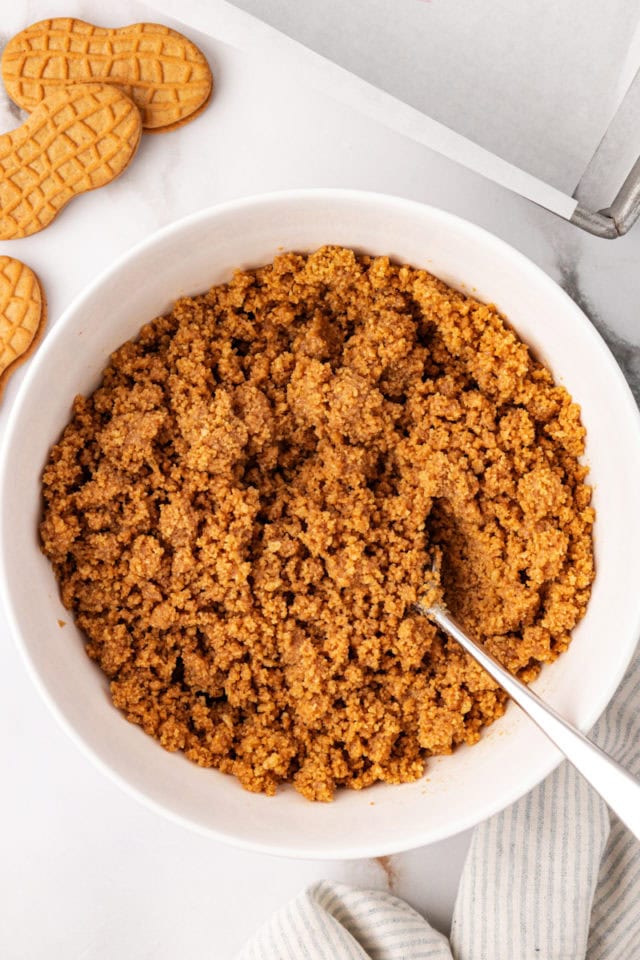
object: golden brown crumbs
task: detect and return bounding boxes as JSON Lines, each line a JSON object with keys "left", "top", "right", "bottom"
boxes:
{"left": 40, "top": 246, "right": 594, "bottom": 801}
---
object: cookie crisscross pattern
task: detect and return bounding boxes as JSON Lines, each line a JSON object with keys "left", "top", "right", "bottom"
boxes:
{"left": 2, "top": 18, "right": 213, "bottom": 129}
{"left": 0, "top": 83, "right": 141, "bottom": 239}
{"left": 0, "top": 256, "right": 43, "bottom": 376}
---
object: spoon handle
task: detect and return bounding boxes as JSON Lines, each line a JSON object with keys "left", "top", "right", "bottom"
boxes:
{"left": 424, "top": 603, "right": 640, "bottom": 840}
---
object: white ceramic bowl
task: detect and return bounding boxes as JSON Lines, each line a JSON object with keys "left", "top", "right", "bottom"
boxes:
{"left": 2, "top": 190, "right": 640, "bottom": 859}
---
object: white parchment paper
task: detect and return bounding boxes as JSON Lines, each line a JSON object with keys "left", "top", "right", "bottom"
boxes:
{"left": 226, "top": 0, "right": 640, "bottom": 196}
{"left": 150, "top": 0, "right": 640, "bottom": 219}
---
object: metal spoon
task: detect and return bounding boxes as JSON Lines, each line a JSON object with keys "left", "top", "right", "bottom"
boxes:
{"left": 416, "top": 600, "right": 640, "bottom": 840}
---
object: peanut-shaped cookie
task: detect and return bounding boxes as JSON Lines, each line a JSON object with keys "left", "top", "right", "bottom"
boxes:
{"left": 0, "top": 257, "right": 46, "bottom": 396}
{"left": 0, "top": 83, "right": 142, "bottom": 240}
{"left": 2, "top": 18, "right": 213, "bottom": 132}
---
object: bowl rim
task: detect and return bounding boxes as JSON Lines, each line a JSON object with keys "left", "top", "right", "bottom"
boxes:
{"left": 2, "top": 187, "right": 640, "bottom": 859}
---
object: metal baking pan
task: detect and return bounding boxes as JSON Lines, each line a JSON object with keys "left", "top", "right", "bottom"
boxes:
{"left": 572, "top": 158, "right": 640, "bottom": 237}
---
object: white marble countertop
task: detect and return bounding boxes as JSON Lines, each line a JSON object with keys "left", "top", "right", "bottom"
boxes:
{"left": 1, "top": 3, "right": 639, "bottom": 958}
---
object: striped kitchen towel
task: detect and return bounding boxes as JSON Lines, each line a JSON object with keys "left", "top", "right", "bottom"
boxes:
{"left": 238, "top": 643, "right": 640, "bottom": 959}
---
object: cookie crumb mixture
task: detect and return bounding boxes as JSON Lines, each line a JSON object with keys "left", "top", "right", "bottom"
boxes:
{"left": 40, "top": 247, "right": 594, "bottom": 801}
